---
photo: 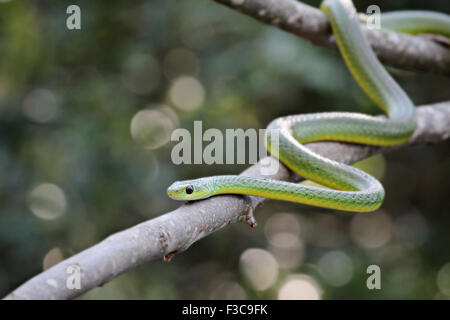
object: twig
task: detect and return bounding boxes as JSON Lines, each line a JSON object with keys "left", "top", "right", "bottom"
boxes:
{"left": 4, "top": 101, "right": 450, "bottom": 300}
{"left": 213, "top": 0, "right": 450, "bottom": 75}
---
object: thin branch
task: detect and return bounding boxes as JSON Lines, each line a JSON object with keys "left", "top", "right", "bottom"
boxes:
{"left": 4, "top": 101, "right": 450, "bottom": 300}
{"left": 214, "top": 0, "right": 450, "bottom": 75}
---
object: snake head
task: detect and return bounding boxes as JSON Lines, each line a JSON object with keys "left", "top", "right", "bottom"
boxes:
{"left": 167, "top": 178, "right": 214, "bottom": 201}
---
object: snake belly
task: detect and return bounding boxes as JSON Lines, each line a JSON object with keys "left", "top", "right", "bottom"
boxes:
{"left": 167, "top": 0, "right": 448, "bottom": 213}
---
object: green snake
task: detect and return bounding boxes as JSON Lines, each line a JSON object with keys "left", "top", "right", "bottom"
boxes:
{"left": 167, "top": 0, "right": 450, "bottom": 214}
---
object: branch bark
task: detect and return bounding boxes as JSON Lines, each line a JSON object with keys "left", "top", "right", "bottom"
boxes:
{"left": 4, "top": 101, "right": 450, "bottom": 300}
{"left": 213, "top": 0, "right": 450, "bottom": 75}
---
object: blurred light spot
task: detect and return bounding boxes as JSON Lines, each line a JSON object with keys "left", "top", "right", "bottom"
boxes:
{"left": 269, "top": 233, "right": 304, "bottom": 269}
{"left": 28, "top": 183, "right": 67, "bottom": 220}
{"left": 158, "top": 104, "right": 179, "bottom": 127}
{"left": 318, "top": 250, "right": 354, "bottom": 287}
{"left": 269, "top": 231, "right": 301, "bottom": 248}
{"left": 23, "top": 89, "right": 58, "bottom": 123}
{"left": 169, "top": 76, "right": 205, "bottom": 111}
{"left": 130, "top": 108, "right": 174, "bottom": 149}
{"left": 265, "top": 213, "right": 304, "bottom": 268}
{"left": 122, "top": 53, "right": 160, "bottom": 95}
{"left": 43, "top": 248, "right": 64, "bottom": 270}
{"left": 437, "top": 262, "right": 450, "bottom": 296}
{"left": 239, "top": 248, "right": 278, "bottom": 291}
{"left": 163, "top": 48, "right": 200, "bottom": 80}
{"left": 209, "top": 281, "right": 246, "bottom": 300}
{"left": 350, "top": 211, "right": 392, "bottom": 249}
{"left": 278, "top": 274, "right": 322, "bottom": 300}
{"left": 394, "top": 211, "right": 428, "bottom": 247}
{"left": 264, "top": 212, "right": 301, "bottom": 242}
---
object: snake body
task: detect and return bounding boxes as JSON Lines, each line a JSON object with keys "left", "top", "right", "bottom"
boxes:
{"left": 167, "top": 0, "right": 449, "bottom": 213}
{"left": 378, "top": 11, "right": 450, "bottom": 36}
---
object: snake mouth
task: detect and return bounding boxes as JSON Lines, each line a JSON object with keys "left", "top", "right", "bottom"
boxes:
{"left": 167, "top": 190, "right": 186, "bottom": 200}
{"left": 166, "top": 188, "right": 175, "bottom": 198}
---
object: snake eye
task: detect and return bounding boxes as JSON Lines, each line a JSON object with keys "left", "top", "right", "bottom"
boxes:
{"left": 185, "top": 185, "right": 194, "bottom": 194}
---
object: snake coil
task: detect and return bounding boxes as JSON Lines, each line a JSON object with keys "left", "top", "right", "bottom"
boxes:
{"left": 167, "top": 0, "right": 450, "bottom": 214}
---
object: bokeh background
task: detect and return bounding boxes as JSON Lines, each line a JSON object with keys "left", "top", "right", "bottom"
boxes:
{"left": 0, "top": 0, "right": 449, "bottom": 299}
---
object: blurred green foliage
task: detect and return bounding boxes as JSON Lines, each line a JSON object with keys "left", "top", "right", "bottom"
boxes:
{"left": 0, "top": 0, "right": 449, "bottom": 299}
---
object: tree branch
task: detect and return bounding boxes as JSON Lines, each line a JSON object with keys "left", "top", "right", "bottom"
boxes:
{"left": 213, "top": 0, "right": 450, "bottom": 75}
{"left": 3, "top": 101, "right": 450, "bottom": 300}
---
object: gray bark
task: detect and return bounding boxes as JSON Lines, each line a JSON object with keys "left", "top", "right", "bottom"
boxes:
{"left": 214, "top": 0, "right": 450, "bottom": 74}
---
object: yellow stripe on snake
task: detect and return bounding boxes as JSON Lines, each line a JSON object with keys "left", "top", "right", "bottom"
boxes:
{"left": 167, "top": 0, "right": 450, "bottom": 214}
